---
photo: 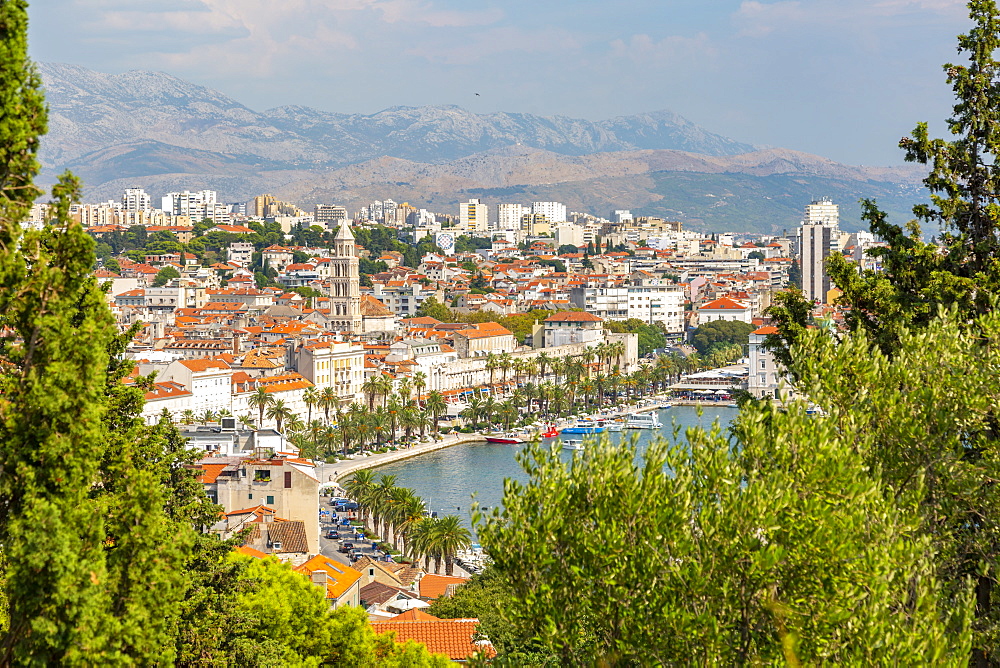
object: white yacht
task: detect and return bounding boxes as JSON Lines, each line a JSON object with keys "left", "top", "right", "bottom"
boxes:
{"left": 626, "top": 412, "right": 663, "bottom": 429}
{"left": 562, "top": 439, "right": 584, "bottom": 451}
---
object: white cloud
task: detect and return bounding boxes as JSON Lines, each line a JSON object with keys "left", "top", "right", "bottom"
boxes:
{"left": 734, "top": 0, "right": 964, "bottom": 37}
{"left": 407, "top": 26, "right": 582, "bottom": 65}
{"left": 608, "top": 32, "right": 717, "bottom": 67}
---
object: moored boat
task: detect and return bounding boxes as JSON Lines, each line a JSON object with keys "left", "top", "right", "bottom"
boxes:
{"left": 561, "top": 420, "right": 605, "bottom": 435}
{"left": 485, "top": 432, "right": 525, "bottom": 444}
{"left": 626, "top": 412, "right": 663, "bottom": 429}
{"left": 562, "top": 439, "right": 584, "bottom": 451}
{"left": 606, "top": 421, "right": 625, "bottom": 432}
{"left": 541, "top": 423, "right": 560, "bottom": 438}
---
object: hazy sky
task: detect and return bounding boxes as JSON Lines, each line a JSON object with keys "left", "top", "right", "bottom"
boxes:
{"left": 30, "top": 0, "right": 972, "bottom": 165}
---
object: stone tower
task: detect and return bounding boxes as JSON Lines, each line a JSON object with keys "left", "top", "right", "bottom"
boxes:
{"left": 328, "top": 221, "right": 362, "bottom": 332}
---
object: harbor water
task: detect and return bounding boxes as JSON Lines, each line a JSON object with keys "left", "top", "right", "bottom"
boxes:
{"left": 374, "top": 404, "right": 739, "bottom": 534}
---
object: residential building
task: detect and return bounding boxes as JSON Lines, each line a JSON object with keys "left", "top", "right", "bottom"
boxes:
{"left": 748, "top": 325, "right": 782, "bottom": 399}
{"left": 532, "top": 201, "right": 567, "bottom": 224}
{"left": 122, "top": 187, "right": 151, "bottom": 211}
{"left": 800, "top": 223, "right": 832, "bottom": 304}
{"left": 542, "top": 311, "right": 604, "bottom": 348}
{"left": 627, "top": 279, "right": 684, "bottom": 333}
{"left": 496, "top": 203, "right": 526, "bottom": 231}
{"left": 459, "top": 199, "right": 489, "bottom": 235}
{"left": 697, "top": 297, "right": 752, "bottom": 325}
{"left": 569, "top": 286, "right": 628, "bottom": 321}
{"left": 295, "top": 340, "right": 365, "bottom": 405}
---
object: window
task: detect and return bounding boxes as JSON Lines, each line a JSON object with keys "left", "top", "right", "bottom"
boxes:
{"left": 760, "top": 360, "right": 766, "bottom": 369}
{"left": 254, "top": 469, "right": 271, "bottom": 482}
{"left": 284, "top": 471, "right": 292, "bottom": 489}
{"left": 248, "top": 493, "right": 253, "bottom": 500}
{"left": 266, "top": 495, "right": 274, "bottom": 505}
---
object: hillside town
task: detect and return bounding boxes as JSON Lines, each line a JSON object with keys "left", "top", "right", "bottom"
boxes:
{"left": 27, "top": 187, "right": 880, "bottom": 658}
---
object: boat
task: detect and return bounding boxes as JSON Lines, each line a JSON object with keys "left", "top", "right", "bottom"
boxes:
{"left": 626, "top": 412, "right": 663, "bottom": 429}
{"left": 562, "top": 439, "right": 584, "bottom": 451}
{"left": 606, "top": 421, "right": 625, "bottom": 432}
{"left": 539, "top": 422, "right": 560, "bottom": 438}
{"left": 485, "top": 432, "right": 525, "bottom": 444}
{"left": 660, "top": 402, "right": 673, "bottom": 409}
{"left": 561, "top": 420, "right": 605, "bottom": 435}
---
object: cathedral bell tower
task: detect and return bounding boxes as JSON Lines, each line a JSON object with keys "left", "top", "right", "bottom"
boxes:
{"left": 328, "top": 222, "right": 362, "bottom": 332}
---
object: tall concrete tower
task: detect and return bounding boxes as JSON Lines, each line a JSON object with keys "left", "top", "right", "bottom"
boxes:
{"left": 328, "top": 222, "right": 362, "bottom": 332}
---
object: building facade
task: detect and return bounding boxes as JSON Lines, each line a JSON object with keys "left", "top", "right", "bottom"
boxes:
{"left": 327, "top": 223, "right": 363, "bottom": 332}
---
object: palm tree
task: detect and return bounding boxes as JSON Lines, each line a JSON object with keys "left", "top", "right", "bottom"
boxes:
{"left": 425, "top": 391, "right": 447, "bottom": 435}
{"left": 397, "top": 378, "right": 413, "bottom": 405}
{"left": 362, "top": 375, "right": 381, "bottom": 412}
{"left": 433, "top": 515, "right": 472, "bottom": 576}
{"left": 369, "top": 474, "right": 399, "bottom": 538}
{"left": 376, "top": 374, "right": 394, "bottom": 409}
{"left": 248, "top": 387, "right": 273, "bottom": 429}
{"left": 319, "top": 386, "right": 338, "bottom": 425}
{"left": 303, "top": 386, "right": 319, "bottom": 427}
{"left": 237, "top": 413, "right": 256, "bottom": 430}
{"left": 200, "top": 409, "right": 217, "bottom": 423}
{"left": 343, "top": 469, "right": 376, "bottom": 527}
{"left": 536, "top": 351, "right": 552, "bottom": 384}
{"left": 499, "top": 399, "right": 519, "bottom": 431}
{"left": 412, "top": 371, "right": 427, "bottom": 407}
{"left": 485, "top": 352, "right": 499, "bottom": 386}
{"left": 266, "top": 399, "right": 294, "bottom": 433}
{"left": 180, "top": 409, "right": 196, "bottom": 425}
{"left": 400, "top": 405, "right": 421, "bottom": 442}
{"left": 498, "top": 352, "right": 513, "bottom": 383}
{"left": 397, "top": 496, "right": 427, "bottom": 557}
{"left": 409, "top": 518, "right": 437, "bottom": 572}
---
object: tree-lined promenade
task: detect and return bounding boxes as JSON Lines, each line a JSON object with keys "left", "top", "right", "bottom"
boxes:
{"left": 174, "top": 340, "right": 745, "bottom": 461}
{"left": 342, "top": 471, "right": 472, "bottom": 577}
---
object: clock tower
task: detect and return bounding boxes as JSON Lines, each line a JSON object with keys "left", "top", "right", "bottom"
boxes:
{"left": 329, "top": 221, "right": 362, "bottom": 333}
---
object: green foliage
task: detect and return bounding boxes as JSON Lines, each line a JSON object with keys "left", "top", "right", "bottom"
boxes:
{"left": 480, "top": 394, "right": 973, "bottom": 664}
{"left": 556, "top": 244, "right": 578, "bottom": 254}
{"left": 229, "top": 554, "right": 451, "bottom": 667}
{"left": 359, "top": 256, "right": 388, "bottom": 276}
{"left": 536, "top": 258, "right": 566, "bottom": 273}
{"left": 604, "top": 318, "right": 667, "bottom": 356}
{"left": 103, "top": 257, "right": 120, "bottom": 274}
{"left": 747, "top": 250, "right": 765, "bottom": 261}
{"left": 413, "top": 296, "right": 453, "bottom": 322}
{"left": 690, "top": 320, "right": 753, "bottom": 355}
{"left": 454, "top": 236, "right": 492, "bottom": 253}
{"left": 153, "top": 265, "right": 181, "bottom": 286}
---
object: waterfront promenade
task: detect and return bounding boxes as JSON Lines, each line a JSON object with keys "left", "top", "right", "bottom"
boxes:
{"left": 319, "top": 394, "right": 735, "bottom": 485}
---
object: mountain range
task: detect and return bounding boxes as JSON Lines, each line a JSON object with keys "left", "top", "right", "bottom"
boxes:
{"left": 37, "top": 62, "right": 927, "bottom": 233}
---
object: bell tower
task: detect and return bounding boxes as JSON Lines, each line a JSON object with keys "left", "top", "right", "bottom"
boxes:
{"left": 328, "top": 222, "right": 362, "bottom": 332}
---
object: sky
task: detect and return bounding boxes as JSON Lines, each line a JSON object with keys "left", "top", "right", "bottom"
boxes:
{"left": 29, "top": 0, "right": 973, "bottom": 165}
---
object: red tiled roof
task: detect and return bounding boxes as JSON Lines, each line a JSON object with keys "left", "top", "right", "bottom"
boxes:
{"left": 371, "top": 619, "right": 494, "bottom": 661}
{"left": 544, "top": 311, "right": 603, "bottom": 323}
{"left": 700, "top": 297, "right": 748, "bottom": 311}
{"left": 419, "top": 573, "right": 469, "bottom": 600}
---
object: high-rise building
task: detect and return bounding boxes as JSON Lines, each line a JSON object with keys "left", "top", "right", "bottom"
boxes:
{"left": 496, "top": 203, "right": 526, "bottom": 231}
{"left": 162, "top": 190, "right": 217, "bottom": 218}
{"left": 532, "top": 201, "right": 567, "bottom": 224}
{"left": 800, "top": 224, "right": 832, "bottom": 304}
{"left": 315, "top": 204, "right": 348, "bottom": 228}
{"left": 459, "top": 199, "right": 489, "bottom": 235}
{"left": 122, "top": 187, "right": 151, "bottom": 211}
{"left": 328, "top": 222, "right": 362, "bottom": 332}
{"left": 804, "top": 197, "right": 839, "bottom": 227}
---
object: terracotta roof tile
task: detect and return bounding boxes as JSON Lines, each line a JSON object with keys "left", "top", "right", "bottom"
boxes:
{"left": 371, "top": 619, "right": 494, "bottom": 660}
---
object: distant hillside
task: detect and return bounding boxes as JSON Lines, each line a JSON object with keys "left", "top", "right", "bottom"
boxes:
{"left": 36, "top": 62, "right": 928, "bottom": 233}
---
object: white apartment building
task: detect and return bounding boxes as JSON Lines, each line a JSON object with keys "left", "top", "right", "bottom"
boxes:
{"left": 227, "top": 242, "right": 255, "bottom": 266}
{"left": 569, "top": 286, "right": 628, "bottom": 321}
{"left": 748, "top": 325, "right": 782, "bottom": 399}
{"left": 804, "top": 197, "right": 839, "bottom": 227}
{"left": 122, "top": 187, "right": 151, "bottom": 211}
{"left": 296, "top": 341, "right": 365, "bottom": 407}
{"left": 532, "top": 201, "right": 567, "bottom": 224}
{"left": 459, "top": 199, "right": 489, "bottom": 235}
{"left": 163, "top": 358, "right": 233, "bottom": 416}
{"left": 496, "top": 203, "right": 527, "bottom": 231}
{"left": 162, "top": 190, "right": 217, "bottom": 217}
{"left": 554, "top": 223, "right": 585, "bottom": 248}
{"left": 627, "top": 281, "right": 684, "bottom": 334}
